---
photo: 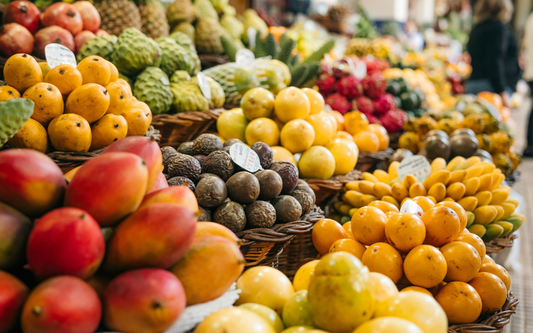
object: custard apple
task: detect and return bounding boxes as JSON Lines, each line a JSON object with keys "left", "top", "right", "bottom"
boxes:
{"left": 171, "top": 70, "right": 192, "bottom": 83}
{"left": 220, "top": 14, "right": 243, "bottom": 40}
{"left": 170, "top": 81, "right": 210, "bottom": 112}
{"left": 195, "top": 18, "right": 224, "bottom": 55}
{"left": 206, "top": 76, "right": 225, "bottom": 108}
{"left": 169, "top": 31, "right": 195, "bottom": 52}
{"left": 194, "top": 0, "right": 218, "bottom": 20}
{"left": 111, "top": 28, "right": 162, "bottom": 76}
{"left": 157, "top": 37, "right": 198, "bottom": 76}
{"left": 209, "top": 0, "right": 228, "bottom": 13}
{"left": 133, "top": 67, "right": 173, "bottom": 114}
{"left": 0, "top": 98, "right": 34, "bottom": 146}
{"left": 203, "top": 63, "right": 259, "bottom": 104}
{"left": 166, "top": 0, "right": 197, "bottom": 29}
{"left": 77, "top": 35, "right": 118, "bottom": 62}
{"left": 171, "top": 22, "right": 195, "bottom": 44}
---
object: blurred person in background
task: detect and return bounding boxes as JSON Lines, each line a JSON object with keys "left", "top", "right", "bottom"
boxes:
{"left": 521, "top": 11, "right": 533, "bottom": 157}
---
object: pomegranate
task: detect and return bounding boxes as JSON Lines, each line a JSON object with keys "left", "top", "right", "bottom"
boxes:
{"left": 3, "top": 1, "right": 41, "bottom": 34}
{"left": 75, "top": 30, "right": 96, "bottom": 53}
{"left": 72, "top": 1, "right": 101, "bottom": 33}
{"left": 0, "top": 23, "right": 34, "bottom": 57}
{"left": 42, "top": 2, "right": 83, "bottom": 36}
{"left": 96, "top": 29, "right": 109, "bottom": 36}
{"left": 34, "top": 25, "right": 75, "bottom": 59}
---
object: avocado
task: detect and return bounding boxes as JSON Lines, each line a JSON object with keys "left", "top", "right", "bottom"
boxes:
{"left": 192, "top": 133, "right": 223, "bottom": 155}
{"left": 166, "top": 153, "right": 202, "bottom": 182}
{"left": 245, "top": 201, "right": 277, "bottom": 229}
{"left": 214, "top": 201, "right": 246, "bottom": 233}
{"left": 202, "top": 151, "right": 235, "bottom": 181}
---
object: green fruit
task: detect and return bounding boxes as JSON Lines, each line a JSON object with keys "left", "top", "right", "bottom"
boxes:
{"left": 0, "top": 98, "right": 34, "bottom": 146}
{"left": 482, "top": 224, "right": 504, "bottom": 242}
{"left": 386, "top": 80, "right": 401, "bottom": 96}
{"left": 194, "top": 0, "right": 218, "bottom": 20}
{"left": 242, "top": 9, "right": 268, "bottom": 44}
{"left": 396, "top": 77, "right": 408, "bottom": 93}
{"left": 340, "top": 216, "right": 351, "bottom": 225}
{"left": 203, "top": 63, "right": 259, "bottom": 104}
{"left": 282, "top": 290, "right": 316, "bottom": 328}
{"left": 133, "top": 66, "right": 173, "bottom": 114}
{"left": 170, "top": 70, "right": 192, "bottom": 83}
{"left": 157, "top": 37, "right": 198, "bottom": 76}
{"left": 111, "top": 28, "right": 162, "bottom": 76}
{"left": 171, "top": 22, "right": 196, "bottom": 44}
{"left": 166, "top": 0, "right": 197, "bottom": 29}
{"left": 220, "top": 14, "right": 244, "bottom": 41}
{"left": 195, "top": 18, "right": 224, "bottom": 54}
{"left": 400, "top": 91, "right": 418, "bottom": 111}
{"left": 220, "top": 34, "right": 241, "bottom": 62}
{"left": 239, "top": 303, "right": 285, "bottom": 333}
{"left": 169, "top": 73, "right": 211, "bottom": 112}
{"left": 493, "top": 221, "right": 514, "bottom": 237}
{"left": 413, "top": 90, "right": 425, "bottom": 108}
{"left": 205, "top": 76, "right": 226, "bottom": 108}
{"left": 76, "top": 35, "right": 117, "bottom": 62}
{"left": 466, "top": 211, "right": 475, "bottom": 228}
{"left": 505, "top": 215, "right": 524, "bottom": 233}
{"left": 468, "top": 224, "right": 486, "bottom": 238}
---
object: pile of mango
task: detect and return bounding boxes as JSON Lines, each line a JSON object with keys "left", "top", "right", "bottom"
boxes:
{"left": 329, "top": 156, "right": 524, "bottom": 243}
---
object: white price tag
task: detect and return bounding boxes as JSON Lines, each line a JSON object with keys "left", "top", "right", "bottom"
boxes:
{"left": 247, "top": 27, "right": 257, "bottom": 48}
{"left": 229, "top": 143, "right": 263, "bottom": 172}
{"left": 45, "top": 43, "right": 76, "bottom": 69}
{"left": 196, "top": 72, "right": 211, "bottom": 100}
{"left": 354, "top": 61, "right": 367, "bottom": 80}
{"left": 344, "top": 57, "right": 356, "bottom": 74}
{"left": 236, "top": 49, "right": 255, "bottom": 69}
{"left": 400, "top": 199, "right": 424, "bottom": 218}
{"left": 398, "top": 155, "right": 431, "bottom": 182}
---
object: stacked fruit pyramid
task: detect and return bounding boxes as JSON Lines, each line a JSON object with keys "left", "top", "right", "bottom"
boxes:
{"left": 0, "top": 136, "right": 248, "bottom": 333}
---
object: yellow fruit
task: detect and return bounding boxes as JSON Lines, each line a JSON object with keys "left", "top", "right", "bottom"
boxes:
{"left": 312, "top": 219, "right": 350, "bottom": 255}
{"left": 409, "top": 182, "right": 427, "bottom": 198}
{"left": 65, "top": 83, "right": 110, "bottom": 123}
{"left": 428, "top": 183, "right": 446, "bottom": 202}
{"left": 421, "top": 206, "right": 461, "bottom": 247}
{"left": 23, "top": 82, "right": 64, "bottom": 127}
{"left": 411, "top": 196, "right": 435, "bottom": 212}
{"left": 430, "top": 158, "right": 447, "bottom": 174}
{"left": 333, "top": 130, "right": 353, "bottom": 141}
{"left": 342, "top": 191, "right": 364, "bottom": 208}
{"left": 465, "top": 166, "right": 484, "bottom": 180}
{"left": 435, "top": 201, "right": 468, "bottom": 231}
{"left": 293, "top": 260, "right": 320, "bottom": 291}
{"left": 107, "top": 61, "right": 119, "bottom": 82}
{"left": 121, "top": 104, "right": 151, "bottom": 137}
{"left": 476, "top": 161, "right": 495, "bottom": 174}
{"left": 404, "top": 245, "right": 447, "bottom": 288}
{"left": 362, "top": 172, "right": 379, "bottom": 183}
{"left": 4, "top": 53, "right": 43, "bottom": 93}
{"left": 456, "top": 156, "right": 482, "bottom": 170}
{"left": 351, "top": 206, "right": 388, "bottom": 245}
{"left": 468, "top": 224, "right": 487, "bottom": 238}
{"left": 385, "top": 212, "right": 426, "bottom": 252}
{"left": 7, "top": 118, "right": 48, "bottom": 153}
{"left": 456, "top": 233, "right": 486, "bottom": 261}
{"left": 271, "top": 146, "right": 296, "bottom": 165}
{"left": 368, "top": 200, "right": 399, "bottom": 214}
{"left": 298, "top": 146, "right": 335, "bottom": 179}
{"left": 77, "top": 55, "right": 111, "bottom": 86}
{"left": 105, "top": 82, "right": 131, "bottom": 115}
{"left": 0, "top": 85, "right": 20, "bottom": 102}
{"left": 446, "top": 183, "right": 466, "bottom": 201}
{"left": 48, "top": 113, "right": 92, "bottom": 152}
{"left": 274, "top": 87, "right": 310, "bottom": 123}
{"left": 448, "top": 170, "right": 467, "bottom": 184}
{"left": 246, "top": 117, "right": 280, "bottom": 146}
{"left": 473, "top": 206, "right": 498, "bottom": 225}
{"left": 353, "top": 131, "right": 380, "bottom": 153}
{"left": 373, "top": 183, "right": 392, "bottom": 199}
{"left": 441, "top": 241, "right": 481, "bottom": 282}
{"left": 369, "top": 273, "right": 399, "bottom": 306}
{"left": 38, "top": 62, "right": 51, "bottom": 77}
{"left": 403, "top": 174, "right": 418, "bottom": 190}
{"left": 353, "top": 317, "right": 424, "bottom": 333}
{"left": 116, "top": 78, "right": 132, "bottom": 96}
{"left": 329, "top": 238, "right": 366, "bottom": 260}
{"left": 490, "top": 187, "right": 511, "bottom": 205}
{"left": 325, "top": 138, "right": 358, "bottom": 176}
{"left": 239, "top": 303, "right": 284, "bottom": 333}
{"left": 345, "top": 181, "right": 361, "bottom": 192}
{"left": 241, "top": 87, "right": 275, "bottom": 120}
{"left": 44, "top": 64, "right": 83, "bottom": 96}
{"left": 328, "top": 111, "right": 344, "bottom": 132}
{"left": 422, "top": 170, "right": 451, "bottom": 189}
{"left": 381, "top": 196, "right": 400, "bottom": 209}
{"left": 446, "top": 156, "right": 466, "bottom": 171}
{"left": 435, "top": 281, "right": 482, "bottom": 324}
{"left": 301, "top": 88, "right": 324, "bottom": 115}
{"left": 389, "top": 161, "right": 400, "bottom": 179}
{"left": 361, "top": 194, "right": 378, "bottom": 206}
{"left": 362, "top": 242, "right": 403, "bottom": 283}
{"left": 89, "top": 114, "right": 128, "bottom": 151}
{"left": 306, "top": 113, "right": 334, "bottom": 146}
{"left": 479, "top": 263, "right": 511, "bottom": 292}
{"left": 195, "top": 307, "right": 276, "bottom": 333}
{"left": 217, "top": 109, "right": 249, "bottom": 142}
{"left": 468, "top": 272, "right": 507, "bottom": 314}
{"left": 373, "top": 170, "right": 391, "bottom": 183}
{"left": 401, "top": 286, "right": 434, "bottom": 297}
{"left": 368, "top": 124, "right": 390, "bottom": 151}
{"left": 474, "top": 191, "right": 492, "bottom": 207}
{"left": 477, "top": 173, "right": 493, "bottom": 192}
{"left": 391, "top": 183, "right": 408, "bottom": 202}
{"left": 500, "top": 202, "right": 516, "bottom": 220}
{"left": 458, "top": 196, "right": 478, "bottom": 211}
{"left": 358, "top": 180, "right": 376, "bottom": 195}
{"left": 464, "top": 177, "right": 480, "bottom": 197}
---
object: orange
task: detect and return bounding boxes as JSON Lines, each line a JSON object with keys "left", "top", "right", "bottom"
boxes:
{"left": 401, "top": 286, "right": 434, "bottom": 298}
{"left": 105, "top": 82, "right": 131, "bottom": 115}
{"left": 4, "top": 53, "right": 43, "bottom": 93}
{"left": 385, "top": 213, "right": 426, "bottom": 252}
{"left": 333, "top": 131, "right": 353, "bottom": 141}
{"left": 325, "top": 138, "right": 359, "bottom": 176}
{"left": 47, "top": 113, "right": 92, "bottom": 152}
{"left": 455, "top": 233, "right": 486, "bottom": 261}
{"left": 280, "top": 119, "right": 315, "bottom": 153}
{"left": 293, "top": 260, "right": 320, "bottom": 291}
{"left": 479, "top": 263, "right": 511, "bottom": 291}
{"left": 368, "top": 201, "right": 399, "bottom": 214}
{"left": 421, "top": 206, "right": 461, "bottom": 247}
{"left": 329, "top": 111, "right": 344, "bottom": 131}
{"left": 306, "top": 112, "right": 335, "bottom": 145}
{"left": 302, "top": 88, "right": 324, "bottom": 115}
{"left": 329, "top": 238, "right": 366, "bottom": 260}
{"left": 0, "top": 85, "right": 20, "bottom": 102}
{"left": 427, "top": 282, "right": 447, "bottom": 297}
{"left": 482, "top": 255, "right": 495, "bottom": 266}
{"left": 353, "top": 317, "right": 424, "bottom": 333}
{"left": 351, "top": 206, "right": 387, "bottom": 245}
{"left": 245, "top": 117, "right": 280, "bottom": 146}
{"left": 353, "top": 131, "right": 380, "bottom": 153}
{"left": 362, "top": 242, "right": 403, "bottom": 283}
{"left": 271, "top": 146, "right": 297, "bottom": 165}
{"left": 436, "top": 201, "right": 468, "bottom": 231}
{"left": 343, "top": 111, "right": 369, "bottom": 135}
{"left": 107, "top": 61, "right": 119, "bottom": 82}
{"left": 7, "top": 118, "right": 48, "bottom": 153}
{"left": 435, "top": 281, "right": 482, "bottom": 324}
{"left": 368, "top": 124, "right": 390, "bottom": 151}
{"left": 403, "top": 245, "right": 447, "bottom": 288}
{"left": 274, "top": 87, "right": 311, "bottom": 123}
{"left": 44, "top": 64, "right": 83, "bottom": 96}
{"left": 411, "top": 196, "right": 435, "bottom": 212}
{"left": 297, "top": 146, "right": 336, "bottom": 180}
{"left": 385, "top": 211, "right": 397, "bottom": 220}
{"left": 468, "top": 272, "right": 507, "bottom": 314}
{"left": 477, "top": 91, "right": 502, "bottom": 111}
{"left": 121, "top": 105, "right": 151, "bottom": 137}
{"left": 23, "top": 82, "right": 64, "bottom": 127}
{"left": 89, "top": 114, "right": 128, "bottom": 151}
{"left": 342, "top": 222, "right": 354, "bottom": 239}
{"left": 312, "top": 219, "right": 350, "bottom": 255}
{"left": 369, "top": 272, "right": 399, "bottom": 306}
{"left": 440, "top": 241, "right": 481, "bottom": 282}
{"left": 77, "top": 55, "right": 111, "bottom": 86}
{"left": 65, "top": 83, "right": 110, "bottom": 124}
{"left": 116, "top": 78, "right": 132, "bottom": 96}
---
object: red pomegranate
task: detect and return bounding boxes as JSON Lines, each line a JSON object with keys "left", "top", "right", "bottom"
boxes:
{"left": 72, "top": 1, "right": 101, "bottom": 33}
{"left": 0, "top": 23, "right": 34, "bottom": 57}
{"left": 34, "top": 25, "right": 75, "bottom": 58}
{"left": 75, "top": 30, "right": 96, "bottom": 53}
{"left": 42, "top": 2, "right": 83, "bottom": 36}
{"left": 96, "top": 29, "right": 109, "bottom": 36}
{"left": 3, "top": 1, "right": 41, "bottom": 34}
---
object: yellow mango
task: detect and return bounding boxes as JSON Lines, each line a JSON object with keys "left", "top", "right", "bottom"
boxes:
{"left": 489, "top": 173, "right": 505, "bottom": 191}
{"left": 465, "top": 166, "right": 483, "bottom": 180}
{"left": 493, "top": 221, "right": 514, "bottom": 237}
{"left": 362, "top": 172, "right": 379, "bottom": 183}
{"left": 446, "top": 156, "right": 466, "bottom": 171}
{"left": 373, "top": 183, "right": 392, "bottom": 199}
{"left": 373, "top": 170, "right": 390, "bottom": 183}
{"left": 409, "top": 182, "right": 427, "bottom": 198}
{"left": 468, "top": 224, "right": 486, "bottom": 238}
{"left": 403, "top": 174, "right": 418, "bottom": 189}
{"left": 422, "top": 170, "right": 451, "bottom": 189}
{"left": 345, "top": 181, "right": 361, "bottom": 192}
{"left": 430, "top": 158, "right": 447, "bottom": 174}
{"left": 474, "top": 191, "right": 492, "bottom": 207}
{"left": 458, "top": 196, "right": 478, "bottom": 211}
{"left": 426, "top": 196, "right": 437, "bottom": 204}
{"left": 389, "top": 161, "right": 400, "bottom": 179}
{"left": 473, "top": 206, "right": 498, "bottom": 225}
{"left": 391, "top": 183, "right": 408, "bottom": 202}
{"left": 477, "top": 173, "right": 493, "bottom": 192}
{"left": 447, "top": 183, "right": 466, "bottom": 201}
{"left": 359, "top": 181, "right": 376, "bottom": 195}
{"left": 464, "top": 177, "right": 480, "bottom": 196}
{"left": 349, "top": 208, "right": 358, "bottom": 216}
{"left": 342, "top": 191, "right": 364, "bottom": 208}
{"left": 493, "top": 205, "right": 505, "bottom": 222}
{"left": 381, "top": 195, "right": 400, "bottom": 209}
{"left": 456, "top": 156, "right": 481, "bottom": 170}
{"left": 361, "top": 194, "right": 378, "bottom": 206}
{"left": 338, "top": 204, "right": 352, "bottom": 216}
{"left": 448, "top": 170, "right": 467, "bottom": 185}
{"left": 490, "top": 187, "right": 511, "bottom": 205}
{"left": 475, "top": 162, "right": 495, "bottom": 174}
{"left": 500, "top": 202, "right": 516, "bottom": 220}
{"left": 442, "top": 197, "right": 456, "bottom": 202}
{"left": 428, "top": 183, "right": 446, "bottom": 202}
{"left": 504, "top": 199, "right": 519, "bottom": 207}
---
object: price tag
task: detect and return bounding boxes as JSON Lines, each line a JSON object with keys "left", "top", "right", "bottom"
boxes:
{"left": 196, "top": 72, "right": 211, "bottom": 100}
{"left": 45, "top": 43, "right": 76, "bottom": 69}
{"left": 344, "top": 56, "right": 357, "bottom": 74}
{"left": 229, "top": 143, "right": 263, "bottom": 172}
{"left": 354, "top": 61, "right": 367, "bottom": 80}
{"left": 397, "top": 155, "right": 431, "bottom": 182}
{"left": 247, "top": 27, "right": 257, "bottom": 48}
{"left": 236, "top": 49, "right": 255, "bottom": 69}
{"left": 400, "top": 199, "right": 424, "bottom": 218}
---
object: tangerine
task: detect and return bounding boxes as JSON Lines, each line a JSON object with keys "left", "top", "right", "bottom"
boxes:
{"left": 368, "top": 124, "right": 390, "bottom": 151}
{"left": 302, "top": 88, "right": 324, "bottom": 115}
{"left": 312, "top": 219, "right": 349, "bottom": 255}
{"left": 0, "top": 85, "right": 20, "bottom": 102}
{"left": 329, "top": 111, "right": 344, "bottom": 131}
{"left": 342, "top": 222, "right": 354, "bottom": 239}
{"left": 351, "top": 206, "right": 388, "bottom": 245}
{"left": 280, "top": 119, "right": 315, "bottom": 153}
{"left": 297, "top": 146, "right": 335, "bottom": 180}
{"left": 455, "top": 233, "right": 486, "bottom": 261}
{"left": 478, "top": 263, "right": 511, "bottom": 291}
{"left": 403, "top": 245, "right": 447, "bottom": 288}
{"left": 306, "top": 113, "right": 335, "bottom": 146}
{"left": 23, "top": 82, "right": 64, "bottom": 127}
{"left": 362, "top": 242, "right": 403, "bottom": 283}
{"left": 435, "top": 281, "right": 482, "bottom": 324}
{"left": 77, "top": 55, "right": 111, "bottom": 86}
{"left": 385, "top": 213, "right": 426, "bottom": 252}
{"left": 343, "top": 111, "right": 369, "bottom": 135}
{"left": 274, "top": 87, "right": 310, "bottom": 123}
{"left": 333, "top": 131, "right": 353, "bottom": 141}
{"left": 329, "top": 238, "right": 366, "bottom": 260}
{"left": 271, "top": 146, "right": 297, "bottom": 165}
{"left": 440, "top": 241, "right": 481, "bottom": 282}
{"left": 353, "top": 131, "right": 380, "bottom": 153}
{"left": 44, "top": 64, "right": 83, "bottom": 96}
{"left": 325, "top": 138, "right": 359, "bottom": 176}
{"left": 245, "top": 117, "right": 280, "bottom": 146}
{"left": 436, "top": 201, "right": 468, "bottom": 231}
{"left": 411, "top": 196, "right": 435, "bottom": 212}
{"left": 421, "top": 206, "right": 461, "bottom": 247}
{"left": 468, "top": 272, "right": 507, "bottom": 314}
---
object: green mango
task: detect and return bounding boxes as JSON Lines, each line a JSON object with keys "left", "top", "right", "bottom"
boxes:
{"left": 481, "top": 224, "right": 504, "bottom": 242}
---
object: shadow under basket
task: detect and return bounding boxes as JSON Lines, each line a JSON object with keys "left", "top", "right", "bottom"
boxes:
{"left": 305, "top": 170, "right": 362, "bottom": 209}
{"left": 355, "top": 148, "right": 394, "bottom": 173}
{"left": 485, "top": 234, "right": 518, "bottom": 255}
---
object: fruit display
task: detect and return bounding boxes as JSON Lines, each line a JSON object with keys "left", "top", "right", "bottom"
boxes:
{"left": 345, "top": 38, "right": 394, "bottom": 60}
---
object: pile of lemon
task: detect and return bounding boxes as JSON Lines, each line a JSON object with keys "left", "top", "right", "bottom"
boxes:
{"left": 3, "top": 53, "right": 152, "bottom": 153}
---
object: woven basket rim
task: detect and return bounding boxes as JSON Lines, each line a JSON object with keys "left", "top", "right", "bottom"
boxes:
{"left": 305, "top": 170, "right": 363, "bottom": 190}
{"left": 151, "top": 109, "right": 224, "bottom": 125}
{"left": 485, "top": 233, "right": 518, "bottom": 254}
{"left": 357, "top": 147, "right": 395, "bottom": 164}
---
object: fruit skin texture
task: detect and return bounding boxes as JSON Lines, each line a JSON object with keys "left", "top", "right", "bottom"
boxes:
{"left": 381, "top": 109, "right": 407, "bottom": 133}
{"left": 369, "top": 272, "right": 399, "bottom": 307}
{"left": 65, "top": 83, "right": 110, "bottom": 123}
{"left": 7, "top": 118, "right": 48, "bottom": 153}
{"left": 246, "top": 117, "right": 280, "bottom": 146}
{"left": 72, "top": 1, "right": 101, "bottom": 33}
{"left": 293, "top": 260, "right": 320, "bottom": 291}
{"left": 440, "top": 241, "right": 481, "bottom": 282}
{"left": 385, "top": 212, "right": 426, "bottom": 252}
{"left": 77, "top": 55, "right": 110, "bottom": 86}
{"left": 3, "top": 1, "right": 41, "bottom": 34}
{"left": 216, "top": 109, "right": 249, "bottom": 142}
{"left": 0, "top": 271, "right": 28, "bottom": 333}
{"left": 355, "top": 96, "right": 374, "bottom": 116}
{"left": 362, "top": 242, "right": 403, "bottom": 283}
{"left": 47, "top": 113, "right": 92, "bottom": 152}
{"left": 239, "top": 303, "right": 285, "bottom": 333}
{"left": 74, "top": 30, "right": 96, "bottom": 53}
{"left": 353, "top": 317, "right": 424, "bottom": 333}
{"left": 316, "top": 72, "right": 336, "bottom": 95}
{"left": 373, "top": 94, "right": 396, "bottom": 115}
{"left": 325, "top": 92, "right": 351, "bottom": 115}
{"left": 404, "top": 245, "right": 447, "bottom": 288}
{"left": 362, "top": 72, "right": 386, "bottom": 99}
{"left": 241, "top": 87, "right": 275, "bottom": 120}
{"left": 312, "top": 218, "right": 350, "bottom": 255}
{"left": 23, "top": 82, "right": 64, "bottom": 127}
{"left": 307, "top": 252, "right": 374, "bottom": 333}
{"left": 302, "top": 88, "right": 325, "bottom": 115}
{"left": 325, "top": 138, "right": 359, "bottom": 176}
{"left": 0, "top": 203, "right": 31, "bottom": 270}
{"left": 0, "top": 149, "right": 66, "bottom": 217}
{"left": 468, "top": 272, "right": 507, "bottom": 314}
{"left": 44, "top": 64, "right": 83, "bottom": 97}
{"left": 280, "top": 119, "right": 315, "bottom": 153}
{"left": 64, "top": 152, "right": 148, "bottom": 226}
{"left": 103, "top": 203, "right": 197, "bottom": 274}
{"left": 89, "top": 114, "right": 128, "bottom": 151}
{"left": 282, "top": 290, "right": 315, "bottom": 328}
{"left": 3, "top": 53, "right": 42, "bottom": 93}
{"left": 298, "top": 146, "right": 335, "bottom": 180}
{"left": 103, "top": 268, "right": 186, "bottom": 333}
{"left": 34, "top": 26, "right": 76, "bottom": 58}
{"left": 0, "top": 23, "right": 34, "bottom": 57}
{"left": 435, "top": 282, "right": 482, "bottom": 324}
{"left": 42, "top": 2, "right": 83, "bottom": 35}
{"left": 194, "top": 307, "right": 276, "bottom": 333}
{"left": 21, "top": 276, "right": 101, "bottom": 333}
{"left": 170, "top": 236, "right": 244, "bottom": 305}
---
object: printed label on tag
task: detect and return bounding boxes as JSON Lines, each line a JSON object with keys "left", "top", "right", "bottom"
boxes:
{"left": 400, "top": 199, "right": 424, "bottom": 217}
{"left": 247, "top": 27, "right": 257, "bottom": 48}
{"left": 45, "top": 43, "right": 77, "bottom": 69}
{"left": 229, "top": 143, "right": 263, "bottom": 172}
{"left": 354, "top": 61, "right": 367, "bottom": 80}
{"left": 196, "top": 72, "right": 211, "bottom": 100}
{"left": 236, "top": 49, "right": 255, "bottom": 69}
{"left": 398, "top": 155, "right": 431, "bottom": 182}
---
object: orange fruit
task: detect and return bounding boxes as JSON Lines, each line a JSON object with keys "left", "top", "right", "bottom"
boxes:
{"left": 343, "top": 111, "right": 369, "bottom": 135}
{"left": 404, "top": 245, "right": 447, "bottom": 288}
{"left": 385, "top": 213, "right": 426, "bottom": 252}
{"left": 77, "top": 55, "right": 111, "bottom": 86}
{"left": 105, "top": 82, "right": 131, "bottom": 115}
{"left": 368, "top": 201, "right": 399, "bottom": 214}
{"left": 477, "top": 92, "right": 502, "bottom": 111}
{"left": 302, "top": 88, "right": 324, "bottom": 115}
{"left": 342, "top": 222, "right": 354, "bottom": 239}
{"left": 421, "top": 206, "right": 461, "bottom": 247}
{"left": 312, "top": 219, "right": 350, "bottom": 255}
{"left": 411, "top": 196, "right": 435, "bottom": 212}
{"left": 121, "top": 105, "right": 151, "bottom": 137}
{"left": 306, "top": 112, "right": 335, "bottom": 145}
{"left": 44, "top": 64, "right": 83, "bottom": 96}
{"left": 351, "top": 206, "right": 387, "bottom": 245}
{"left": 329, "top": 238, "right": 366, "bottom": 260}
{"left": 436, "top": 201, "right": 468, "bottom": 231}
{"left": 435, "top": 281, "right": 482, "bottom": 324}
{"left": 362, "top": 243, "right": 403, "bottom": 283}
{"left": 280, "top": 119, "right": 315, "bottom": 153}
{"left": 455, "top": 233, "right": 486, "bottom": 261}
{"left": 23, "top": 82, "right": 64, "bottom": 127}
{"left": 385, "top": 211, "right": 397, "bottom": 220}
{"left": 325, "top": 138, "right": 359, "bottom": 176}
{"left": 468, "top": 272, "right": 507, "bottom": 314}
{"left": 48, "top": 113, "right": 92, "bottom": 152}
{"left": 0, "top": 85, "right": 21, "bottom": 102}
{"left": 245, "top": 117, "right": 280, "bottom": 146}
{"left": 329, "top": 111, "right": 344, "bottom": 131}
{"left": 479, "top": 263, "right": 511, "bottom": 291}
{"left": 401, "top": 286, "right": 434, "bottom": 298}
{"left": 353, "top": 131, "right": 380, "bottom": 153}
{"left": 7, "top": 118, "right": 48, "bottom": 153}
{"left": 333, "top": 131, "right": 353, "bottom": 141}
{"left": 369, "top": 272, "right": 399, "bottom": 306}
{"left": 107, "top": 61, "right": 119, "bottom": 82}
{"left": 368, "top": 124, "right": 390, "bottom": 151}
{"left": 271, "top": 146, "right": 297, "bottom": 165}
{"left": 440, "top": 241, "right": 481, "bottom": 282}
{"left": 298, "top": 146, "right": 336, "bottom": 180}
{"left": 274, "top": 87, "right": 310, "bottom": 123}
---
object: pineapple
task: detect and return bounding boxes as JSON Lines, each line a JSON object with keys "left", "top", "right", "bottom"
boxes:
{"left": 138, "top": 0, "right": 170, "bottom": 39}
{"left": 95, "top": 0, "right": 142, "bottom": 36}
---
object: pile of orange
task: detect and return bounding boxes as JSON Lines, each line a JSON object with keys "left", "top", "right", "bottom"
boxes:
{"left": 343, "top": 111, "right": 390, "bottom": 153}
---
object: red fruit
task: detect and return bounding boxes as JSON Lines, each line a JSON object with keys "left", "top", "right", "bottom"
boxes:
{"left": 103, "top": 203, "right": 197, "bottom": 274}
{"left": 3, "top": 1, "right": 40, "bottom": 34}
{"left": 64, "top": 152, "right": 149, "bottom": 227}
{"left": 96, "top": 29, "right": 108, "bottom": 36}
{"left": 381, "top": 109, "right": 408, "bottom": 133}
{"left": 373, "top": 93, "right": 396, "bottom": 115}
{"left": 452, "top": 82, "right": 464, "bottom": 94}
{"left": 140, "top": 185, "right": 198, "bottom": 212}
{"left": 355, "top": 96, "right": 374, "bottom": 116}
{"left": 74, "top": 30, "right": 96, "bottom": 53}
{"left": 42, "top": 3, "right": 83, "bottom": 35}
{"left": 337, "top": 75, "right": 363, "bottom": 99}
{"left": 147, "top": 171, "right": 169, "bottom": 194}
{"left": 0, "top": 149, "right": 66, "bottom": 218}
{"left": 72, "top": 1, "right": 100, "bottom": 33}
{"left": 316, "top": 72, "right": 337, "bottom": 95}
{"left": 362, "top": 72, "right": 387, "bottom": 99}
{"left": 103, "top": 269, "right": 186, "bottom": 333}
{"left": 27, "top": 207, "right": 105, "bottom": 280}
{"left": 367, "top": 114, "right": 383, "bottom": 126}
{"left": 21, "top": 276, "right": 101, "bottom": 333}
{"left": 34, "top": 25, "right": 75, "bottom": 59}
{"left": 0, "top": 23, "right": 34, "bottom": 57}
{"left": 325, "top": 92, "right": 351, "bottom": 115}
{"left": 0, "top": 271, "right": 28, "bottom": 333}
{"left": 103, "top": 136, "right": 163, "bottom": 193}
{"left": 0, "top": 202, "right": 32, "bottom": 270}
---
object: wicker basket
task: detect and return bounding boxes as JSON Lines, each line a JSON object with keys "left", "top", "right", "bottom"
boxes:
{"left": 485, "top": 234, "right": 518, "bottom": 255}
{"left": 199, "top": 55, "right": 228, "bottom": 70}
{"left": 305, "top": 170, "right": 362, "bottom": 209}
{"left": 355, "top": 148, "right": 395, "bottom": 173}
{"left": 151, "top": 109, "right": 224, "bottom": 148}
